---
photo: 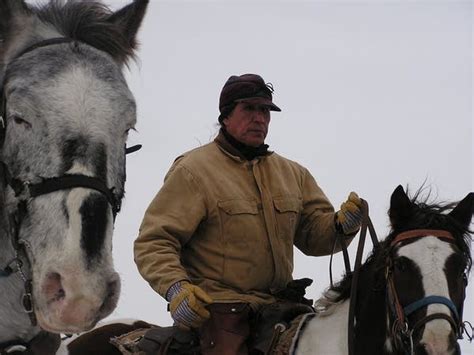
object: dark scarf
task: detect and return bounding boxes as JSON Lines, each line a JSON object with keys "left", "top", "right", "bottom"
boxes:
{"left": 221, "top": 129, "right": 269, "bottom": 161}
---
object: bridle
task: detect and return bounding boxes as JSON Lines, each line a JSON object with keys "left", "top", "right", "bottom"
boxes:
{"left": 0, "top": 37, "right": 140, "bottom": 352}
{"left": 346, "top": 204, "right": 472, "bottom": 355}
{"left": 385, "top": 229, "right": 469, "bottom": 354}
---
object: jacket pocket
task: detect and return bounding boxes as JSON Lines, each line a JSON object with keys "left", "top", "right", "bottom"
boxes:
{"left": 217, "top": 199, "right": 265, "bottom": 289}
{"left": 273, "top": 197, "right": 301, "bottom": 238}
{"left": 218, "top": 199, "right": 259, "bottom": 216}
{"left": 273, "top": 197, "right": 301, "bottom": 278}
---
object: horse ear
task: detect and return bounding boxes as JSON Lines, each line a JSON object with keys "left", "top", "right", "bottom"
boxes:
{"left": 448, "top": 192, "right": 474, "bottom": 229}
{"left": 107, "top": 0, "right": 149, "bottom": 51}
{"left": 389, "top": 185, "right": 414, "bottom": 228}
{"left": 0, "top": 0, "right": 30, "bottom": 41}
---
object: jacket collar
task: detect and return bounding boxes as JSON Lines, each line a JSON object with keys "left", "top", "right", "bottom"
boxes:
{"left": 214, "top": 129, "right": 272, "bottom": 162}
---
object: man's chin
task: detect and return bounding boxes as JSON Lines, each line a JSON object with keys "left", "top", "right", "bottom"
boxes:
{"left": 245, "top": 140, "right": 265, "bottom": 147}
{"left": 243, "top": 134, "right": 266, "bottom": 147}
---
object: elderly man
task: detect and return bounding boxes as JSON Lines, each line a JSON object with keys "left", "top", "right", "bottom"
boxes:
{"left": 134, "top": 73, "right": 362, "bottom": 355}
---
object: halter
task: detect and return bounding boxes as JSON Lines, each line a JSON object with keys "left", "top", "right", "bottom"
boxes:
{"left": 0, "top": 37, "right": 141, "bottom": 345}
{"left": 386, "top": 229, "right": 467, "bottom": 354}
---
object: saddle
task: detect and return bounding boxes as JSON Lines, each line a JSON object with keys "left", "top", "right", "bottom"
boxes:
{"left": 111, "top": 279, "right": 315, "bottom": 355}
{"left": 110, "top": 326, "right": 199, "bottom": 355}
{"left": 250, "top": 301, "right": 314, "bottom": 354}
{"left": 110, "top": 303, "right": 314, "bottom": 355}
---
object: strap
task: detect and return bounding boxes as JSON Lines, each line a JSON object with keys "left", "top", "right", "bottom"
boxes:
{"left": 0, "top": 331, "right": 60, "bottom": 355}
{"left": 27, "top": 175, "right": 120, "bottom": 214}
{"left": 411, "top": 313, "right": 460, "bottom": 337}
{"left": 404, "top": 295, "right": 460, "bottom": 321}
{"left": 125, "top": 144, "right": 142, "bottom": 155}
{"left": 391, "top": 229, "right": 454, "bottom": 247}
{"left": 347, "top": 199, "right": 379, "bottom": 355}
{"left": 13, "top": 38, "right": 75, "bottom": 62}
{"left": 329, "top": 231, "right": 351, "bottom": 288}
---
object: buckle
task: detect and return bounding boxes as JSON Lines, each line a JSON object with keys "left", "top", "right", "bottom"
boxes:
{"left": 22, "top": 292, "right": 34, "bottom": 314}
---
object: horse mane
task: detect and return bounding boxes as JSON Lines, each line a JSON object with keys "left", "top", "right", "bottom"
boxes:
{"left": 318, "top": 187, "right": 473, "bottom": 306}
{"left": 33, "top": 0, "right": 138, "bottom": 65}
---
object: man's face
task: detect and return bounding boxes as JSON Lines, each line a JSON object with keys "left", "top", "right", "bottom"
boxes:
{"left": 223, "top": 102, "right": 271, "bottom": 147}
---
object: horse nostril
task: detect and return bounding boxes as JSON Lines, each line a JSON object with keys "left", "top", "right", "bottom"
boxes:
{"left": 98, "top": 276, "right": 121, "bottom": 317}
{"left": 106, "top": 279, "right": 119, "bottom": 299}
{"left": 415, "top": 343, "right": 429, "bottom": 355}
{"left": 43, "top": 272, "right": 66, "bottom": 304}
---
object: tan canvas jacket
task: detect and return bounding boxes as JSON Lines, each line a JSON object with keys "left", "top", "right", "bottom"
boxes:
{"left": 134, "top": 132, "right": 346, "bottom": 307}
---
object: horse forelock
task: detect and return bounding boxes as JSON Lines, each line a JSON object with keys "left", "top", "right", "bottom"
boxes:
{"left": 33, "top": 0, "right": 138, "bottom": 66}
{"left": 389, "top": 190, "right": 472, "bottom": 274}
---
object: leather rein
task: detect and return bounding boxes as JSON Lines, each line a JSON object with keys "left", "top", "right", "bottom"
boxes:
{"left": 0, "top": 37, "right": 140, "bottom": 353}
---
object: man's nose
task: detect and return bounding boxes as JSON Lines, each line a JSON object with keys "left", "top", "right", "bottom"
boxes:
{"left": 253, "top": 112, "right": 267, "bottom": 122}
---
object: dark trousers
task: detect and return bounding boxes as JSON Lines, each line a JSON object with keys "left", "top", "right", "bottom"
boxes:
{"left": 199, "top": 303, "right": 251, "bottom": 355}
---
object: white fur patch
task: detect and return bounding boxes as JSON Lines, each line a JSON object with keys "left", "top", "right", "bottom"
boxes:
{"left": 295, "top": 300, "right": 349, "bottom": 355}
{"left": 398, "top": 236, "right": 455, "bottom": 352}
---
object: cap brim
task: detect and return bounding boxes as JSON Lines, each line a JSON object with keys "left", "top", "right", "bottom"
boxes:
{"left": 235, "top": 97, "right": 281, "bottom": 112}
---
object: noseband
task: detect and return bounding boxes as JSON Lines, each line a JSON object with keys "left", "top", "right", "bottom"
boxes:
{"left": 386, "top": 229, "right": 467, "bottom": 353}
{"left": 0, "top": 37, "right": 140, "bottom": 341}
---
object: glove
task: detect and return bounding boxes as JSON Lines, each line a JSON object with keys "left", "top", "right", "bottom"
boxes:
{"left": 274, "top": 278, "right": 314, "bottom": 306}
{"left": 166, "top": 281, "right": 213, "bottom": 329}
{"left": 336, "top": 192, "right": 363, "bottom": 235}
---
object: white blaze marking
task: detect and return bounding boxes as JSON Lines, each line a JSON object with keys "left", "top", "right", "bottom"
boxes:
{"left": 398, "top": 236, "right": 454, "bottom": 352}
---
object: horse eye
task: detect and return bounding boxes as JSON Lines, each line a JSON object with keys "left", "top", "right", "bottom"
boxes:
{"left": 12, "top": 115, "right": 31, "bottom": 127}
{"left": 394, "top": 257, "right": 410, "bottom": 272}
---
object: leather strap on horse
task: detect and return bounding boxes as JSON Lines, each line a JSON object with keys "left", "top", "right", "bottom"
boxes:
{"left": 347, "top": 199, "right": 379, "bottom": 355}
{"left": 329, "top": 227, "right": 351, "bottom": 288}
{"left": 0, "top": 331, "right": 60, "bottom": 355}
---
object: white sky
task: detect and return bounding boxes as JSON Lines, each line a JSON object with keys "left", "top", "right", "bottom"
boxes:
{"left": 102, "top": 0, "right": 472, "bottom": 352}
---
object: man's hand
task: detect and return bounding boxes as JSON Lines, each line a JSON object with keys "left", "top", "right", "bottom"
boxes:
{"left": 336, "top": 192, "right": 363, "bottom": 235}
{"left": 167, "top": 282, "right": 213, "bottom": 329}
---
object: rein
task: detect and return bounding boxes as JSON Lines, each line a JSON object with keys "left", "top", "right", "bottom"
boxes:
{"left": 347, "top": 199, "right": 379, "bottom": 355}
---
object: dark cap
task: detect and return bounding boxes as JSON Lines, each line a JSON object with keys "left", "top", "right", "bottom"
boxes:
{"left": 218, "top": 74, "right": 281, "bottom": 122}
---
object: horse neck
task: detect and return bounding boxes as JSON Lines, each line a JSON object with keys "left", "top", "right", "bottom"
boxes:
{"left": 0, "top": 177, "right": 40, "bottom": 343}
{"left": 354, "top": 261, "right": 392, "bottom": 354}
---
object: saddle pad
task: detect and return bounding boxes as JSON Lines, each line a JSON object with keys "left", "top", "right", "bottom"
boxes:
{"left": 273, "top": 313, "right": 316, "bottom": 355}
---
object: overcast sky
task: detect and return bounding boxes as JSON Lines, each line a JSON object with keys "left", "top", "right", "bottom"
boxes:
{"left": 101, "top": 0, "right": 472, "bottom": 351}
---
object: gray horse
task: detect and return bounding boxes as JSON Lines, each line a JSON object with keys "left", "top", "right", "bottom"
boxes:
{"left": 0, "top": 0, "right": 148, "bottom": 352}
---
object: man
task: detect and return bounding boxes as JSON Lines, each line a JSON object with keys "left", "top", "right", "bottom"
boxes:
{"left": 134, "top": 74, "right": 362, "bottom": 354}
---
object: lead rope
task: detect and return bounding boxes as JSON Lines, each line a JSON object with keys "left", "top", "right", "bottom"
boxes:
{"left": 347, "top": 199, "right": 379, "bottom": 355}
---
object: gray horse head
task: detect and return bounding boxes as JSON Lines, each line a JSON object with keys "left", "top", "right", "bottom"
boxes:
{"left": 0, "top": 0, "right": 148, "bottom": 341}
